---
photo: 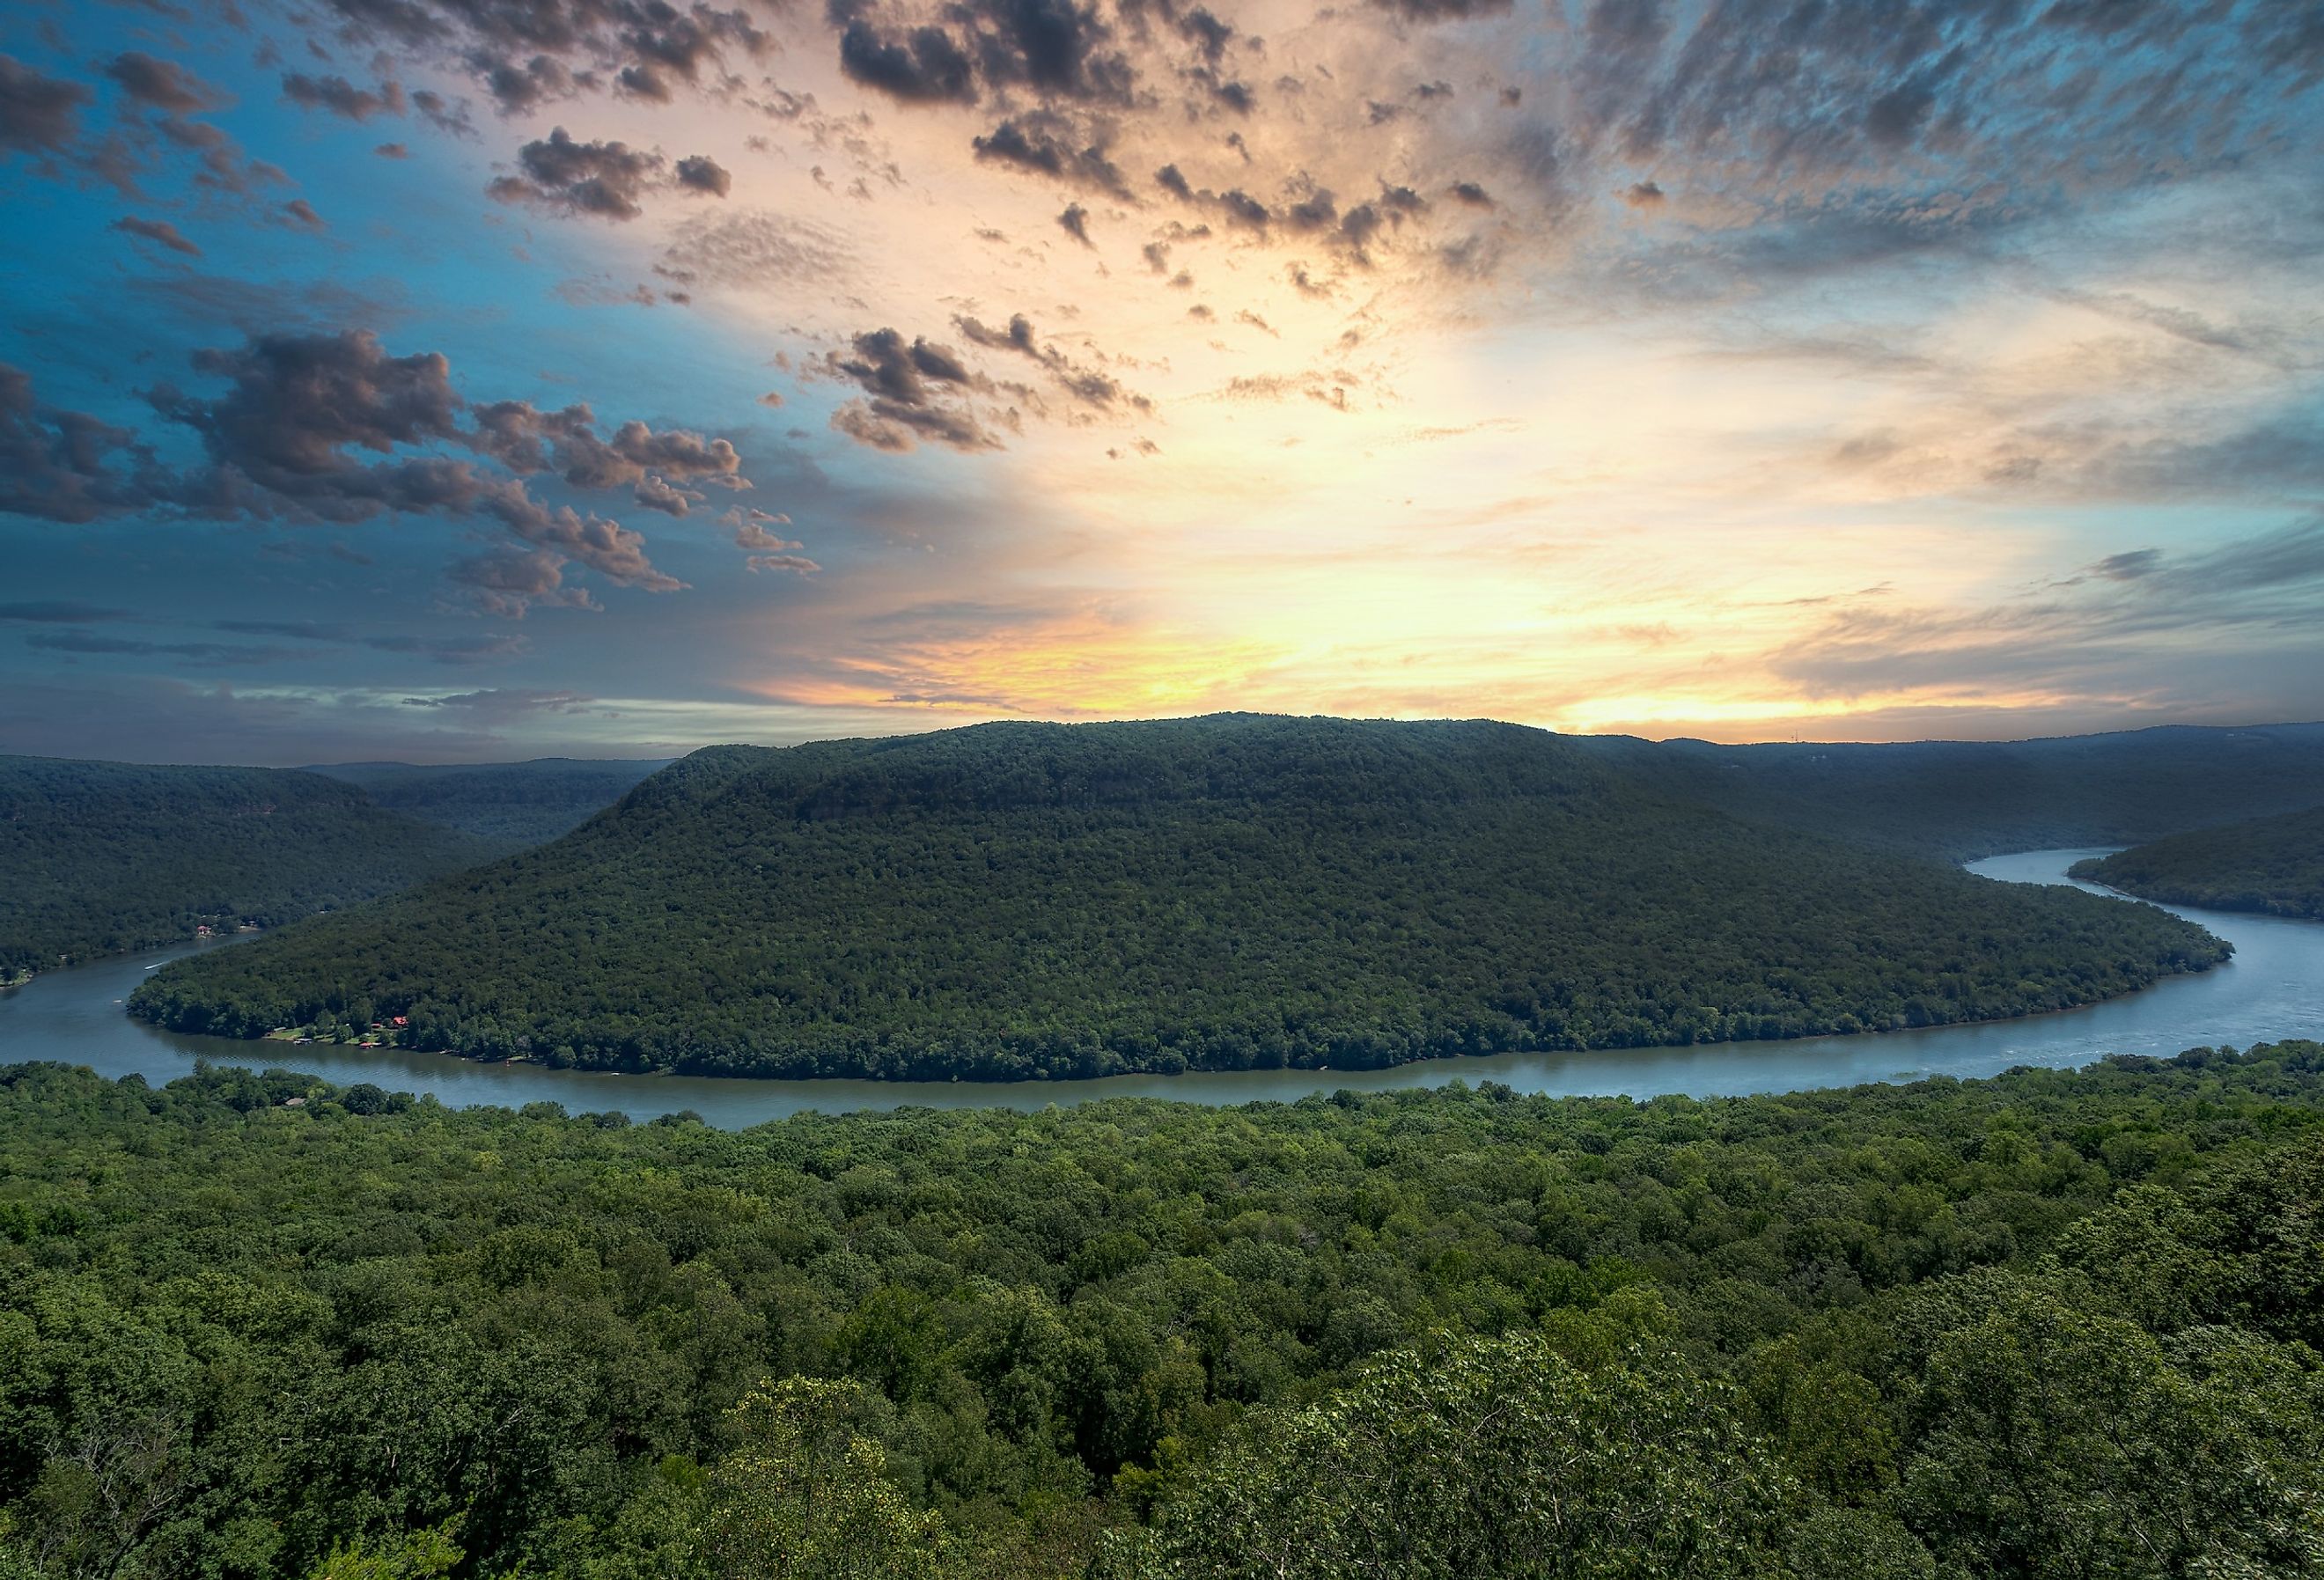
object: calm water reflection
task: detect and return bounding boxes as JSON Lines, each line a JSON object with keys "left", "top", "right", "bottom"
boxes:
{"left": 3, "top": 849, "right": 2317, "bottom": 1128}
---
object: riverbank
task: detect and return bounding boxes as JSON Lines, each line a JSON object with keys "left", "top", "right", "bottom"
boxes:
{"left": 2, "top": 850, "right": 2318, "bottom": 1127}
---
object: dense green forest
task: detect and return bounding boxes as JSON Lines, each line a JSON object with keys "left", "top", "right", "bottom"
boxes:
{"left": 3, "top": 1043, "right": 2320, "bottom": 1577}
{"left": 305, "top": 760, "right": 670, "bottom": 853}
{"left": 1576, "top": 720, "right": 2324, "bottom": 860}
{"left": 129, "top": 717, "right": 2229, "bottom": 1080}
{"left": 2070, "top": 805, "right": 2324, "bottom": 919}
{"left": 0, "top": 758, "right": 490, "bottom": 981}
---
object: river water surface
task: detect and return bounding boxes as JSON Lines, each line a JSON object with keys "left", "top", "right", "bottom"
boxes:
{"left": 3, "top": 849, "right": 2318, "bottom": 1128}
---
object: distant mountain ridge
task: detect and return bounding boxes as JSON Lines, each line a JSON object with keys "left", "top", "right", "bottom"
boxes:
{"left": 1570, "top": 721, "right": 2324, "bottom": 860}
{"left": 0, "top": 756, "right": 490, "bottom": 978}
{"left": 133, "top": 714, "right": 2231, "bottom": 1080}
{"left": 305, "top": 756, "right": 671, "bottom": 850}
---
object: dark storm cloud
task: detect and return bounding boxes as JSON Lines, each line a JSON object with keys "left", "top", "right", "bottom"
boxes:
{"left": 0, "top": 55, "right": 92, "bottom": 155}
{"left": 104, "top": 53, "right": 224, "bottom": 114}
{"left": 281, "top": 72, "right": 408, "bottom": 121}
{"left": 971, "top": 115, "right": 1130, "bottom": 196}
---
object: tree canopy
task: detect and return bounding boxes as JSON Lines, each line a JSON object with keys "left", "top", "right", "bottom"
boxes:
{"left": 0, "top": 756, "right": 489, "bottom": 980}
{"left": 130, "top": 717, "right": 2231, "bottom": 1079}
{"left": 2070, "top": 803, "right": 2324, "bottom": 919}
{"left": 3, "top": 1041, "right": 2322, "bottom": 1576}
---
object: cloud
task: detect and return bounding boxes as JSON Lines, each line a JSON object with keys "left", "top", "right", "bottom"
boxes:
{"left": 0, "top": 601, "right": 133, "bottom": 623}
{"left": 834, "top": 0, "right": 1135, "bottom": 112}
{"left": 1769, "top": 520, "right": 2324, "bottom": 705}
{"left": 0, "top": 363, "right": 151, "bottom": 525}
{"left": 657, "top": 209, "right": 852, "bottom": 290}
{"left": 0, "top": 55, "right": 91, "bottom": 156}
{"left": 446, "top": 547, "right": 598, "bottom": 618}
{"left": 971, "top": 115, "right": 1130, "bottom": 195}
{"left": 281, "top": 73, "right": 407, "bottom": 121}
{"left": 365, "top": 634, "right": 531, "bottom": 665}
{"left": 25, "top": 629, "right": 306, "bottom": 666}
{"left": 114, "top": 216, "right": 202, "bottom": 255}
{"left": 1057, "top": 201, "right": 1093, "bottom": 246}
{"left": 488, "top": 128, "right": 665, "bottom": 220}
{"left": 467, "top": 399, "right": 749, "bottom": 495}
{"left": 954, "top": 312, "right": 1151, "bottom": 411}
{"left": 821, "top": 326, "right": 1004, "bottom": 452}
{"left": 301, "top": 0, "right": 768, "bottom": 114}
{"left": 724, "top": 505, "right": 820, "bottom": 572}
{"left": 4, "top": 330, "right": 764, "bottom": 611}
{"left": 104, "top": 53, "right": 224, "bottom": 114}
{"left": 402, "top": 687, "right": 594, "bottom": 716}
{"left": 674, "top": 152, "right": 732, "bottom": 195}
{"left": 1367, "top": 0, "right": 1513, "bottom": 19}
{"left": 838, "top": 19, "right": 979, "bottom": 104}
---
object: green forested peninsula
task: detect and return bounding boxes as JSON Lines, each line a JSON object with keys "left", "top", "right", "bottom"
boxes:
{"left": 2070, "top": 805, "right": 2324, "bottom": 919}
{"left": 3, "top": 1044, "right": 2320, "bottom": 1577}
{"left": 305, "top": 759, "right": 671, "bottom": 853}
{"left": 129, "top": 717, "right": 2228, "bottom": 1079}
{"left": 0, "top": 757, "right": 490, "bottom": 981}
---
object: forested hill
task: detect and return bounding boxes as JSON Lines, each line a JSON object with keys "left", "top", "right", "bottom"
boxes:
{"left": 2, "top": 1043, "right": 2320, "bottom": 1576}
{"left": 0, "top": 756, "right": 490, "bottom": 979}
{"left": 131, "top": 715, "right": 2226, "bottom": 1079}
{"left": 2070, "top": 804, "right": 2324, "bottom": 919}
{"left": 1570, "top": 720, "right": 2324, "bottom": 859}
{"left": 305, "top": 757, "right": 671, "bottom": 851}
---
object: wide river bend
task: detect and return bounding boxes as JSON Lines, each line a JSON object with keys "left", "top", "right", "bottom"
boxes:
{"left": 3, "top": 849, "right": 2319, "bottom": 1128}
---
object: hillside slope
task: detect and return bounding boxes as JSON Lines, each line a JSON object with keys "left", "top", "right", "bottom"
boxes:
{"left": 1, "top": 756, "right": 491, "bottom": 978}
{"left": 1571, "top": 722, "right": 2324, "bottom": 860}
{"left": 130, "top": 716, "right": 2227, "bottom": 1078}
{"left": 305, "top": 757, "right": 671, "bottom": 851}
{"left": 2070, "top": 805, "right": 2324, "bottom": 919}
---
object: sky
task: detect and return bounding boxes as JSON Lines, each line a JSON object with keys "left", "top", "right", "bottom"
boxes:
{"left": 2, "top": 0, "right": 2321, "bottom": 764}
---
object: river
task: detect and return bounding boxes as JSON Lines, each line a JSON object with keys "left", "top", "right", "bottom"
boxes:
{"left": 2, "top": 849, "right": 2318, "bottom": 1128}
